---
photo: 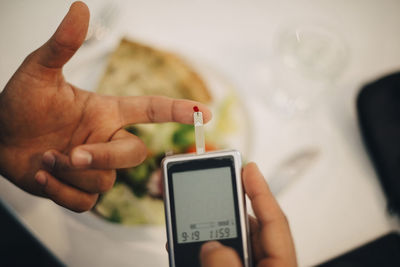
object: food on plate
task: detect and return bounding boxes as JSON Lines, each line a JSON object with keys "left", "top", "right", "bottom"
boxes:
{"left": 93, "top": 38, "right": 238, "bottom": 225}
{"left": 96, "top": 38, "right": 211, "bottom": 103}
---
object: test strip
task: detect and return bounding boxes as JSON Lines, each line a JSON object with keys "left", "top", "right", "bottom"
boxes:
{"left": 193, "top": 106, "right": 205, "bottom": 154}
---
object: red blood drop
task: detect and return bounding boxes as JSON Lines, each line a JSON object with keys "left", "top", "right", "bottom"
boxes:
{"left": 193, "top": 106, "right": 199, "bottom": 112}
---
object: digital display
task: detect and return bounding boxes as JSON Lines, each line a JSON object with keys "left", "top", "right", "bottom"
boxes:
{"left": 172, "top": 167, "right": 237, "bottom": 244}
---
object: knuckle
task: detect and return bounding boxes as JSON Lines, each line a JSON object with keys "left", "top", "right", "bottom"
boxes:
{"left": 96, "top": 171, "right": 116, "bottom": 193}
{"left": 146, "top": 96, "right": 157, "bottom": 122}
{"left": 73, "top": 194, "right": 98, "bottom": 213}
{"left": 23, "top": 51, "right": 37, "bottom": 64}
{"left": 98, "top": 150, "right": 114, "bottom": 168}
{"left": 279, "top": 212, "right": 290, "bottom": 226}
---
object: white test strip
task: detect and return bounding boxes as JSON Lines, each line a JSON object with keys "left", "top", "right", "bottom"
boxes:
{"left": 193, "top": 111, "right": 205, "bottom": 154}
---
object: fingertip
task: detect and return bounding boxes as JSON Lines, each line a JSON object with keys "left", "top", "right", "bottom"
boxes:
{"left": 200, "top": 242, "right": 242, "bottom": 267}
{"left": 172, "top": 98, "right": 212, "bottom": 125}
{"left": 65, "top": 0, "right": 90, "bottom": 36}
{"left": 200, "top": 241, "right": 223, "bottom": 257}
{"left": 71, "top": 1, "right": 89, "bottom": 10}
{"left": 242, "top": 162, "right": 272, "bottom": 202}
{"left": 130, "top": 136, "right": 148, "bottom": 165}
{"left": 245, "top": 162, "right": 259, "bottom": 172}
{"left": 42, "top": 151, "right": 56, "bottom": 169}
{"left": 35, "top": 171, "right": 48, "bottom": 186}
{"left": 196, "top": 103, "right": 212, "bottom": 123}
{"left": 243, "top": 162, "right": 259, "bottom": 182}
{"left": 69, "top": 1, "right": 89, "bottom": 17}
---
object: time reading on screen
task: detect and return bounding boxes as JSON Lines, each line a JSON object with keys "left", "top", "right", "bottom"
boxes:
{"left": 179, "top": 226, "right": 233, "bottom": 243}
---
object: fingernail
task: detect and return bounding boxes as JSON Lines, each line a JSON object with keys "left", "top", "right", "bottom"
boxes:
{"left": 35, "top": 172, "right": 47, "bottom": 186}
{"left": 72, "top": 149, "right": 92, "bottom": 167}
{"left": 201, "top": 241, "right": 222, "bottom": 254}
{"left": 42, "top": 151, "right": 55, "bottom": 169}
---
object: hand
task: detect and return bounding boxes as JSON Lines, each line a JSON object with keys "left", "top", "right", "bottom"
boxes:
{"left": 200, "top": 163, "right": 297, "bottom": 267}
{"left": 0, "top": 2, "right": 211, "bottom": 212}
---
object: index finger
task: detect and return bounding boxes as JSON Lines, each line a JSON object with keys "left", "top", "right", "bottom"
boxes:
{"left": 243, "top": 163, "right": 297, "bottom": 266}
{"left": 117, "top": 96, "right": 212, "bottom": 125}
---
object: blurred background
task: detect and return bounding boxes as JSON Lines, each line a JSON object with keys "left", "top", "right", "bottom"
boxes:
{"left": 1, "top": 0, "right": 400, "bottom": 266}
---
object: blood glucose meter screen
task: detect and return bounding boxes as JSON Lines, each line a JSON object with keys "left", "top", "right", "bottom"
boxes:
{"left": 172, "top": 167, "right": 238, "bottom": 244}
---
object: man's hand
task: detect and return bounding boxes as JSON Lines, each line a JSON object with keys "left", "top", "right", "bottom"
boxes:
{"left": 0, "top": 2, "right": 211, "bottom": 212}
{"left": 199, "top": 163, "right": 297, "bottom": 267}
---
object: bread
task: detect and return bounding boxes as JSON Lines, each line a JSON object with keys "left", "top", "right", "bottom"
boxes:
{"left": 96, "top": 38, "right": 212, "bottom": 103}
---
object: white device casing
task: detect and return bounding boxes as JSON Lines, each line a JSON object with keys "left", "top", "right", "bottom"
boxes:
{"left": 162, "top": 149, "right": 252, "bottom": 267}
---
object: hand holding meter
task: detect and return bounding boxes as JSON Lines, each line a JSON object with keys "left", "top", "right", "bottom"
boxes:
{"left": 162, "top": 107, "right": 252, "bottom": 267}
{"left": 162, "top": 150, "right": 251, "bottom": 267}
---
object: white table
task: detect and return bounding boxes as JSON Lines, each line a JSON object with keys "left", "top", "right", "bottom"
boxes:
{"left": 1, "top": 1, "right": 400, "bottom": 266}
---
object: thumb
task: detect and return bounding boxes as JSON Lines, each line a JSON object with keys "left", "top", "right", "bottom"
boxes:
{"left": 30, "top": 1, "right": 89, "bottom": 69}
{"left": 200, "top": 241, "right": 243, "bottom": 267}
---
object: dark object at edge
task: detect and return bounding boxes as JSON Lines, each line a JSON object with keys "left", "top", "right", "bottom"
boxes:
{"left": 317, "top": 232, "right": 400, "bottom": 267}
{"left": 0, "top": 199, "right": 65, "bottom": 267}
{"left": 357, "top": 72, "right": 400, "bottom": 215}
